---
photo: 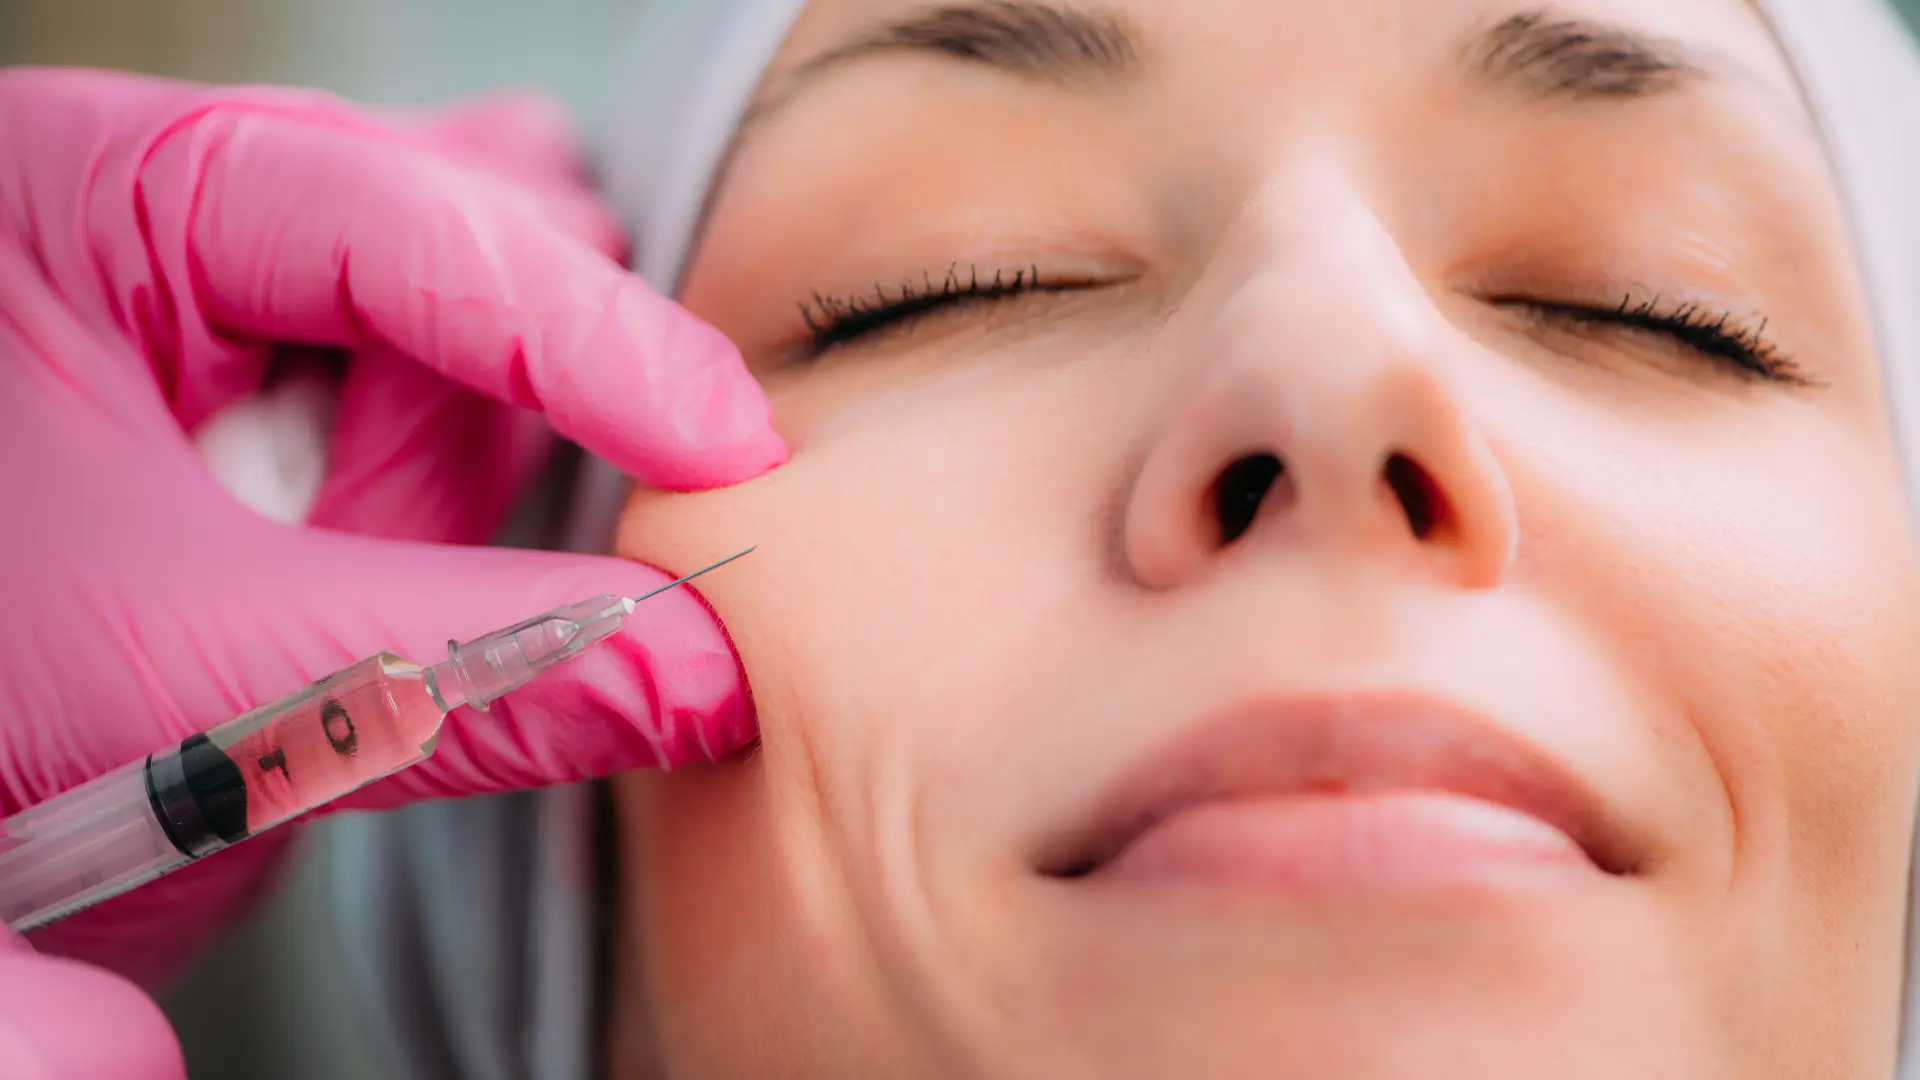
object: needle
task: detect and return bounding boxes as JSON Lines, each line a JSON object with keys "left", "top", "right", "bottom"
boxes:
{"left": 624, "top": 546, "right": 758, "bottom": 611}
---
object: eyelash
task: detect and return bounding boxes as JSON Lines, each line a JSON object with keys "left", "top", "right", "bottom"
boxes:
{"left": 799, "top": 263, "right": 1050, "bottom": 353}
{"left": 798, "top": 266, "right": 1804, "bottom": 385}
{"left": 1506, "top": 294, "right": 1806, "bottom": 384}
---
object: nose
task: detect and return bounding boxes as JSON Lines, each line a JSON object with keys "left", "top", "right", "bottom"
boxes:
{"left": 1120, "top": 201, "right": 1518, "bottom": 591}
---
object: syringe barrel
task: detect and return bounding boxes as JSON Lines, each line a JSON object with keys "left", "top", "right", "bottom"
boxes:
{"left": 0, "top": 654, "right": 447, "bottom": 932}
{"left": 0, "top": 756, "right": 185, "bottom": 931}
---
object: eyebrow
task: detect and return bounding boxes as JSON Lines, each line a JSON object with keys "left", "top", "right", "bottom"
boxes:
{"left": 1464, "top": 9, "right": 1712, "bottom": 103}
{"left": 743, "top": 2, "right": 1138, "bottom": 126}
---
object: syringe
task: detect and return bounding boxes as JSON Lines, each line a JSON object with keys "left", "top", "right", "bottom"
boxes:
{"left": 0, "top": 548, "right": 754, "bottom": 933}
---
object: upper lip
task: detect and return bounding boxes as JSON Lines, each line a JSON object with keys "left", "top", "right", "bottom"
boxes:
{"left": 1036, "top": 692, "right": 1636, "bottom": 879}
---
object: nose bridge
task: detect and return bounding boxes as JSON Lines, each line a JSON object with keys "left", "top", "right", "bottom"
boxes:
{"left": 1119, "top": 182, "right": 1519, "bottom": 591}
{"left": 1212, "top": 179, "right": 1438, "bottom": 393}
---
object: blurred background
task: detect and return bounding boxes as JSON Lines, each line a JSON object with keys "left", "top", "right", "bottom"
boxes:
{"left": 4, "top": 0, "right": 1919, "bottom": 1076}
{"left": 0, "top": 0, "right": 642, "bottom": 125}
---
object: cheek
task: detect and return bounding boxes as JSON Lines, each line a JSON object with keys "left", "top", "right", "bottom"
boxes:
{"left": 1504, "top": 384, "right": 1920, "bottom": 903}
{"left": 619, "top": 761, "right": 892, "bottom": 1077}
{"left": 610, "top": 356, "right": 1126, "bottom": 1024}
{"left": 605, "top": 357, "right": 1145, "bottom": 1074}
{"left": 615, "top": 352, "right": 1135, "bottom": 769}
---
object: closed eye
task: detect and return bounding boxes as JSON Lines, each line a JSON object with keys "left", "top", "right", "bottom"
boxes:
{"left": 799, "top": 263, "right": 1063, "bottom": 355}
{"left": 1499, "top": 294, "right": 1809, "bottom": 385}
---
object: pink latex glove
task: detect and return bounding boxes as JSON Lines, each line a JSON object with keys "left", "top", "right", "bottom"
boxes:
{"left": 0, "top": 68, "right": 784, "bottom": 1079}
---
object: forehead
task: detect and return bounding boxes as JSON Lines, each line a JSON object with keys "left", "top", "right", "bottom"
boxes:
{"left": 763, "top": 0, "right": 1805, "bottom": 110}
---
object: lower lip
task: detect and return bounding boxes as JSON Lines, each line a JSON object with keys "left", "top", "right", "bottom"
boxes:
{"left": 1097, "top": 792, "right": 1595, "bottom": 895}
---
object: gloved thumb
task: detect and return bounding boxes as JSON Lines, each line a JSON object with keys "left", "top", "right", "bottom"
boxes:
{"left": 262, "top": 530, "right": 757, "bottom": 814}
{"left": 0, "top": 947, "right": 186, "bottom": 1080}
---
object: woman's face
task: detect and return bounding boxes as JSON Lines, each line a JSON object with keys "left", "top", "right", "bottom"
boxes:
{"left": 608, "top": 1, "right": 1920, "bottom": 1076}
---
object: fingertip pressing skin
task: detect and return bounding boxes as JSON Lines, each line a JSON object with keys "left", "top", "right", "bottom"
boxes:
{"left": 555, "top": 282, "right": 791, "bottom": 490}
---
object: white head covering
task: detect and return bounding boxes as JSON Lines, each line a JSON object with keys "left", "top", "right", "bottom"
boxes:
{"left": 320, "top": 1, "right": 1920, "bottom": 1076}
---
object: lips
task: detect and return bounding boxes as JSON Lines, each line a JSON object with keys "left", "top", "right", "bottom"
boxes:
{"left": 1036, "top": 694, "right": 1636, "bottom": 884}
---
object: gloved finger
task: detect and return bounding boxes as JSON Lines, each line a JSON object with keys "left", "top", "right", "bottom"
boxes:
{"left": 171, "top": 138, "right": 624, "bottom": 428}
{"left": 509, "top": 180, "right": 630, "bottom": 264}
{"left": 154, "top": 107, "right": 783, "bottom": 490}
{"left": 0, "top": 71, "right": 648, "bottom": 439}
{"left": 0, "top": 71, "right": 345, "bottom": 429}
{"left": 385, "top": 88, "right": 588, "bottom": 190}
{"left": 237, "top": 535, "right": 757, "bottom": 812}
{"left": 0, "top": 949, "right": 186, "bottom": 1080}
{"left": 307, "top": 346, "right": 554, "bottom": 544}
{"left": 355, "top": 91, "right": 630, "bottom": 260}
{"left": 396, "top": 93, "right": 630, "bottom": 261}
{"left": 189, "top": 132, "right": 623, "bottom": 532}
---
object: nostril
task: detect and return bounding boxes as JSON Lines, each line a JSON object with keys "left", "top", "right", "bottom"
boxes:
{"left": 1212, "top": 453, "right": 1285, "bottom": 546}
{"left": 1383, "top": 452, "right": 1443, "bottom": 540}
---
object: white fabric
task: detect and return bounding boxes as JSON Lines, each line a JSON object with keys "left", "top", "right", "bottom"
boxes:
{"left": 312, "top": 1, "right": 1920, "bottom": 1077}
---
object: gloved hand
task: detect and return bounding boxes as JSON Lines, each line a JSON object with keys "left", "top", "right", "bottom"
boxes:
{"left": 0, "top": 68, "right": 784, "bottom": 1080}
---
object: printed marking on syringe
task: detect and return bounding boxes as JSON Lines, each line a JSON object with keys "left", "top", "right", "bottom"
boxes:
{"left": 322, "top": 701, "right": 359, "bottom": 756}
{"left": 252, "top": 698, "right": 356, "bottom": 787}
{"left": 628, "top": 547, "right": 757, "bottom": 607}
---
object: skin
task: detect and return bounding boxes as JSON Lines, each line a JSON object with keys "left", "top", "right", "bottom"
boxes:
{"left": 605, "top": 0, "right": 1920, "bottom": 1076}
